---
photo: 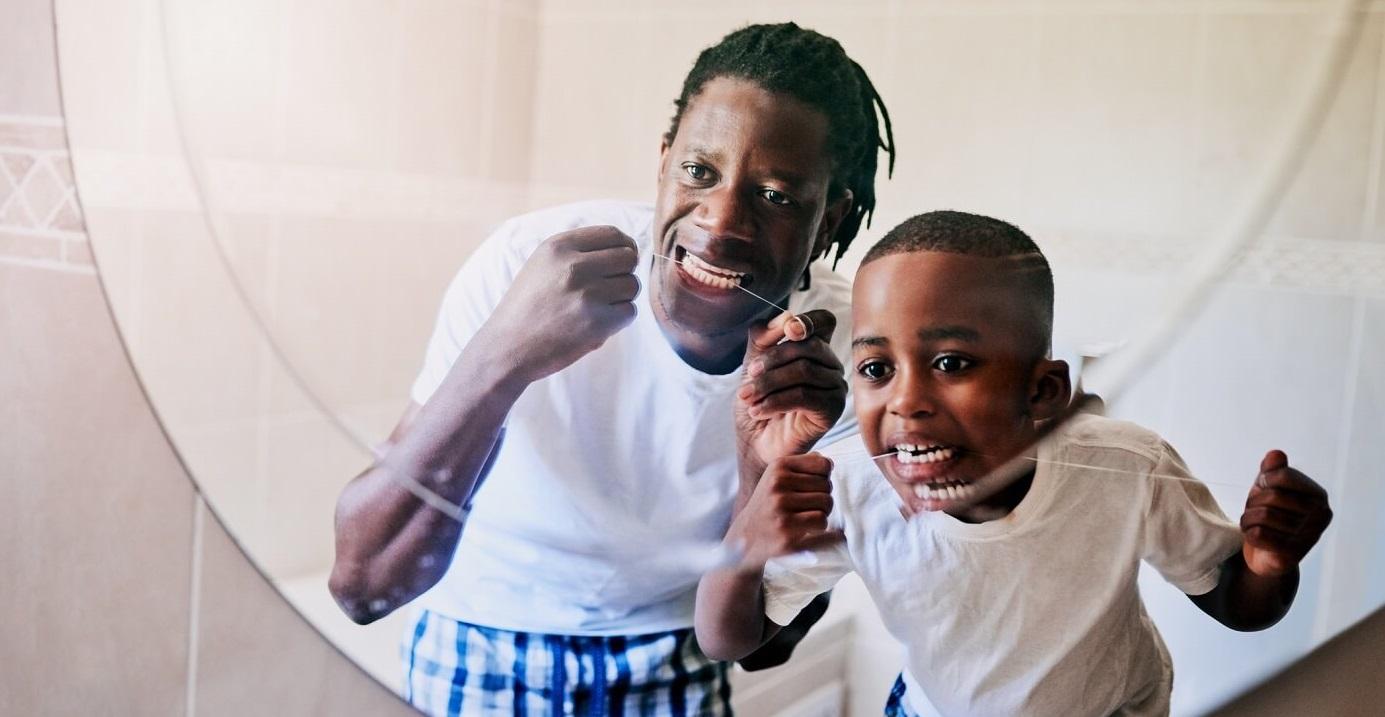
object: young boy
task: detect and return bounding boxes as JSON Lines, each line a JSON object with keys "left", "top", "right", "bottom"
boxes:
{"left": 695, "top": 211, "right": 1333, "bottom": 716}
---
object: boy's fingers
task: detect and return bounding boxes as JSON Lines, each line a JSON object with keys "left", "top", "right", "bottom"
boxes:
{"left": 776, "top": 492, "right": 833, "bottom": 514}
{"left": 774, "top": 452, "right": 835, "bottom": 476}
{"left": 1253, "top": 467, "right": 1327, "bottom": 498}
{"left": 1259, "top": 449, "right": 1288, "bottom": 475}
{"left": 800, "top": 529, "right": 847, "bottom": 552}
{"left": 1241, "top": 505, "right": 1308, "bottom": 536}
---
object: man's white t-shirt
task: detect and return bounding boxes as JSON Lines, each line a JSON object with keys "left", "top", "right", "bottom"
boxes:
{"left": 764, "top": 414, "right": 1242, "bottom": 716}
{"left": 410, "top": 200, "right": 857, "bottom": 635}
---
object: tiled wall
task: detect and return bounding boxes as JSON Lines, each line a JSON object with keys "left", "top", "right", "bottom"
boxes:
{"left": 0, "top": 0, "right": 418, "bottom": 713}
{"left": 15, "top": 0, "right": 1385, "bottom": 715}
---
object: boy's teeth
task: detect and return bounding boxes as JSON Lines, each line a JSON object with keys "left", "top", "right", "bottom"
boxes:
{"left": 912, "top": 481, "right": 972, "bottom": 501}
{"left": 893, "top": 445, "right": 956, "bottom": 464}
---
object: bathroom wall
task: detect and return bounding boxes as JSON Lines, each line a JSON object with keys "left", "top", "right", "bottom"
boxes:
{"left": 8, "top": 0, "right": 1385, "bottom": 715}
{"left": 0, "top": 0, "right": 415, "bottom": 713}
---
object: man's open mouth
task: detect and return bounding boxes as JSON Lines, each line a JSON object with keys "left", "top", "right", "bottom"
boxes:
{"left": 674, "top": 246, "right": 750, "bottom": 290}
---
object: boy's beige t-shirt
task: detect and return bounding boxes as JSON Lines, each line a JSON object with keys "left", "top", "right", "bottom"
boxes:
{"left": 763, "top": 413, "right": 1243, "bottom": 717}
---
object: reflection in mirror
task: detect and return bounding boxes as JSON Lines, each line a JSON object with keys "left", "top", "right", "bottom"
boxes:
{"left": 55, "top": 0, "right": 1385, "bottom": 714}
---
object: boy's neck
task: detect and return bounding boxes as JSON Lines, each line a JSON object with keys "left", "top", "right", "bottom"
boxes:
{"left": 949, "top": 467, "right": 1037, "bottom": 524}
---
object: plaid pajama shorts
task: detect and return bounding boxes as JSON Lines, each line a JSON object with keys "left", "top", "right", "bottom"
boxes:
{"left": 402, "top": 609, "right": 732, "bottom": 716}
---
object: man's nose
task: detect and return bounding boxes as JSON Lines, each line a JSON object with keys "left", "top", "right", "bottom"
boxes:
{"left": 693, "top": 183, "right": 753, "bottom": 242}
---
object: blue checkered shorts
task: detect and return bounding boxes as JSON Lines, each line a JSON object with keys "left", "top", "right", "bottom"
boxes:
{"left": 403, "top": 609, "right": 732, "bottom": 716}
{"left": 883, "top": 674, "right": 916, "bottom": 717}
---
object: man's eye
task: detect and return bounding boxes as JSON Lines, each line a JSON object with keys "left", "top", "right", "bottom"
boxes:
{"left": 933, "top": 355, "right": 972, "bottom": 373}
{"left": 858, "top": 361, "right": 893, "bottom": 381}
{"left": 761, "top": 188, "right": 792, "bottom": 206}
{"left": 683, "top": 164, "right": 710, "bottom": 181}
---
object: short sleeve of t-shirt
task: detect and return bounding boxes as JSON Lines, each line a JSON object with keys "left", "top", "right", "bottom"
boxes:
{"left": 1141, "top": 442, "right": 1243, "bottom": 595}
{"left": 761, "top": 538, "right": 852, "bottom": 627}
{"left": 410, "top": 219, "right": 530, "bottom": 406}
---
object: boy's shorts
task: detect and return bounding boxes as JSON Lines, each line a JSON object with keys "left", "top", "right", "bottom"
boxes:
{"left": 403, "top": 609, "right": 731, "bottom": 716}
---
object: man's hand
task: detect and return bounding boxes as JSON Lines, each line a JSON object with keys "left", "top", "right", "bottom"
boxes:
{"left": 485, "top": 225, "right": 640, "bottom": 383}
{"left": 725, "top": 454, "right": 843, "bottom": 572}
{"left": 735, "top": 310, "right": 847, "bottom": 478}
{"left": 1240, "top": 450, "right": 1333, "bottom": 577}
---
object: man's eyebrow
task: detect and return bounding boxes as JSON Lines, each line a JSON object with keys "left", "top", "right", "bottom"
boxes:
{"left": 684, "top": 145, "right": 722, "bottom": 163}
{"left": 918, "top": 325, "right": 981, "bottom": 342}
{"left": 851, "top": 335, "right": 887, "bottom": 349}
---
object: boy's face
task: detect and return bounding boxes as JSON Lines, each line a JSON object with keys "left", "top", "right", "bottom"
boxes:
{"left": 851, "top": 251, "right": 1069, "bottom": 521}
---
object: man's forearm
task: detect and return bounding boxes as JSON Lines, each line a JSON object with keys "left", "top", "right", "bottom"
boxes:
{"left": 1190, "top": 550, "right": 1298, "bottom": 632}
{"left": 329, "top": 330, "right": 528, "bottom": 623}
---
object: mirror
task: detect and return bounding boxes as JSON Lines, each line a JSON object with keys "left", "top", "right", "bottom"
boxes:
{"left": 55, "top": 0, "right": 1384, "bottom": 714}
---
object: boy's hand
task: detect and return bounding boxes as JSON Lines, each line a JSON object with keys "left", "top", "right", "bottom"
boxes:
{"left": 725, "top": 453, "right": 843, "bottom": 571}
{"left": 1240, "top": 450, "right": 1332, "bottom": 578}
{"left": 735, "top": 310, "right": 848, "bottom": 475}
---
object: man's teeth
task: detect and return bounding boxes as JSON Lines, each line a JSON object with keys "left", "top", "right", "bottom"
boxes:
{"left": 912, "top": 481, "right": 972, "bottom": 501}
{"left": 682, "top": 252, "right": 746, "bottom": 289}
{"left": 894, "top": 444, "right": 957, "bottom": 464}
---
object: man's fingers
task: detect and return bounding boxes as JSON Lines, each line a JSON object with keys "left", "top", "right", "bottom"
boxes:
{"left": 745, "top": 361, "right": 846, "bottom": 400}
{"left": 561, "top": 225, "right": 639, "bottom": 252}
{"left": 591, "top": 273, "right": 641, "bottom": 304}
{"left": 746, "top": 385, "right": 846, "bottom": 421}
{"left": 746, "top": 338, "right": 844, "bottom": 379}
{"left": 750, "top": 310, "right": 839, "bottom": 352}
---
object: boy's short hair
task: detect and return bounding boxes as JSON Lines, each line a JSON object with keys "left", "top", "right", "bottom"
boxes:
{"left": 862, "top": 210, "right": 1054, "bottom": 359}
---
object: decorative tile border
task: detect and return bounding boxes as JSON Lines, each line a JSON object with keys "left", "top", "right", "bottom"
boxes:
{"left": 1039, "top": 229, "right": 1385, "bottom": 299}
{"left": 0, "top": 115, "right": 91, "bottom": 272}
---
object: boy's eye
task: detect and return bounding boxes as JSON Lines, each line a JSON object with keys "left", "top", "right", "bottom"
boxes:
{"left": 761, "top": 188, "right": 792, "bottom": 206}
{"left": 933, "top": 355, "right": 973, "bottom": 373}
{"left": 857, "top": 360, "right": 893, "bottom": 381}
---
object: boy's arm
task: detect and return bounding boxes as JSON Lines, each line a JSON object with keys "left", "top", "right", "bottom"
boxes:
{"left": 1189, "top": 450, "right": 1332, "bottom": 631}
{"left": 695, "top": 453, "right": 843, "bottom": 661}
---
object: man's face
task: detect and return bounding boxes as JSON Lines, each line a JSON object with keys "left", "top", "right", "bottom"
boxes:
{"left": 851, "top": 251, "right": 1065, "bottom": 521}
{"left": 651, "top": 76, "right": 844, "bottom": 355}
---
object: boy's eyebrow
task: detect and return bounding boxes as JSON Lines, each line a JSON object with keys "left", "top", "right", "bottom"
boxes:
{"left": 918, "top": 325, "right": 981, "bottom": 342}
{"left": 851, "top": 335, "right": 887, "bottom": 350}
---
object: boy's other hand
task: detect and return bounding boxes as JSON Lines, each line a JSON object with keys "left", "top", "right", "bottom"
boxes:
{"left": 735, "top": 310, "right": 848, "bottom": 473}
{"left": 1240, "top": 450, "right": 1332, "bottom": 578}
{"left": 726, "top": 453, "right": 843, "bottom": 571}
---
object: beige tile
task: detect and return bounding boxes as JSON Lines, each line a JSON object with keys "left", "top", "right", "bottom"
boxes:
{"left": 0, "top": 263, "right": 193, "bottom": 715}
{"left": 279, "top": 0, "right": 404, "bottom": 169}
{"left": 393, "top": 0, "right": 490, "bottom": 176}
{"left": 1026, "top": 12, "right": 1206, "bottom": 238}
{"left": 264, "top": 216, "right": 494, "bottom": 415}
{"left": 159, "top": 0, "right": 287, "bottom": 162}
{"left": 486, "top": 8, "right": 540, "bottom": 184}
{"left": 0, "top": 229, "right": 63, "bottom": 261}
{"left": 1203, "top": 11, "right": 1383, "bottom": 242}
{"left": 194, "top": 506, "right": 417, "bottom": 716}
{"left": 256, "top": 413, "right": 375, "bottom": 577}
{"left": 130, "top": 209, "right": 271, "bottom": 430}
{"left": 0, "top": 0, "right": 62, "bottom": 115}
{"left": 53, "top": 0, "right": 155, "bottom": 153}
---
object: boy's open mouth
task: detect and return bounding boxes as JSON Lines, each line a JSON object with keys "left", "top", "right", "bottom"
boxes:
{"left": 674, "top": 246, "right": 752, "bottom": 290}
{"left": 889, "top": 442, "right": 971, "bottom": 501}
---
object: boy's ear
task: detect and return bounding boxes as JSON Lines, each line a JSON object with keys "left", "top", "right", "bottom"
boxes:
{"left": 1029, "top": 358, "right": 1072, "bottom": 421}
{"left": 813, "top": 189, "right": 854, "bottom": 260}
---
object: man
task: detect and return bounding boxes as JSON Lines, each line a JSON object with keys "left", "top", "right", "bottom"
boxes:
{"left": 329, "top": 23, "right": 894, "bottom": 715}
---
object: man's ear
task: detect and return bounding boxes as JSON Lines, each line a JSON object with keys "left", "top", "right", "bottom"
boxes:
{"left": 814, "top": 189, "right": 854, "bottom": 260}
{"left": 657, "top": 137, "right": 671, "bottom": 183}
{"left": 1029, "top": 358, "right": 1072, "bottom": 422}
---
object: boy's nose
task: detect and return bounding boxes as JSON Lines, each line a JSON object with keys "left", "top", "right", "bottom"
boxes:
{"left": 887, "top": 374, "right": 935, "bottom": 418}
{"left": 693, "top": 184, "right": 753, "bottom": 242}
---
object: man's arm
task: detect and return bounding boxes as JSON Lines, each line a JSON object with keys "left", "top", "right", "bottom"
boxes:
{"left": 327, "top": 335, "right": 525, "bottom": 624}
{"left": 328, "top": 226, "right": 641, "bottom": 624}
{"left": 1189, "top": 450, "right": 1331, "bottom": 631}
